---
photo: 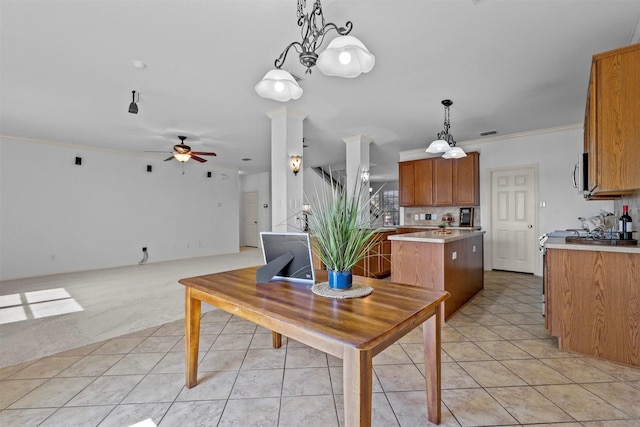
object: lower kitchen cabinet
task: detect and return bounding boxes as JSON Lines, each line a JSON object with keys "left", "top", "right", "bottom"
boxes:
{"left": 353, "top": 231, "right": 393, "bottom": 278}
{"left": 545, "top": 247, "right": 640, "bottom": 367}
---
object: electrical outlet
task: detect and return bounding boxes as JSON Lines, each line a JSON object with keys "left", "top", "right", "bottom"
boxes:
{"left": 452, "top": 251, "right": 457, "bottom": 260}
{"left": 419, "top": 214, "right": 425, "bottom": 220}
{"left": 414, "top": 214, "right": 419, "bottom": 220}
{"left": 432, "top": 213, "right": 438, "bottom": 220}
{"left": 472, "top": 245, "right": 476, "bottom": 252}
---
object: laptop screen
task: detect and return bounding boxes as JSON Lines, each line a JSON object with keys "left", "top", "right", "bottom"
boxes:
{"left": 260, "top": 232, "right": 315, "bottom": 284}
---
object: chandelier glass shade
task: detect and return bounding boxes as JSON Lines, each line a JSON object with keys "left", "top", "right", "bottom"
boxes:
{"left": 426, "top": 99, "right": 466, "bottom": 158}
{"left": 254, "top": 69, "right": 303, "bottom": 102}
{"left": 316, "top": 35, "right": 375, "bottom": 78}
{"left": 255, "top": 0, "right": 375, "bottom": 101}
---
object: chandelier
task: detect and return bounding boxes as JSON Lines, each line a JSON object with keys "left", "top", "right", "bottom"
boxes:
{"left": 426, "top": 99, "right": 466, "bottom": 159}
{"left": 255, "top": 0, "right": 375, "bottom": 102}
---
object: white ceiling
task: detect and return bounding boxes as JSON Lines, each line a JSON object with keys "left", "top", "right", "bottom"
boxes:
{"left": 2, "top": 0, "right": 639, "bottom": 181}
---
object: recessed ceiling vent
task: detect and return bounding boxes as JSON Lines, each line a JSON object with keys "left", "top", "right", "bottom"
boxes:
{"left": 479, "top": 130, "right": 498, "bottom": 136}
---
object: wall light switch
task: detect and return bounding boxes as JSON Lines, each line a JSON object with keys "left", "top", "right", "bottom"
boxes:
{"left": 432, "top": 213, "right": 438, "bottom": 220}
{"left": 419, "top": 214, "right": 426, "bottom": 220}
{"left": 452, "top": 251, "right": 457, "bottom": 260}
{"left": 414, "top": 214, "right": 419, "bottom": 220}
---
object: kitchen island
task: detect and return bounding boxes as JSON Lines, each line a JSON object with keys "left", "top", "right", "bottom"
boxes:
{"left": 544, "top": 237, "right": 639, "bottom": 366}
{"left": 389, "top": 229, "right": 485, "bottom": 320}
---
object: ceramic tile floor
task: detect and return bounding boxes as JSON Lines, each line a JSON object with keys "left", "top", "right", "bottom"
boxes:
{"left": 1, "top": 270, "right": 639, "bottom": 426}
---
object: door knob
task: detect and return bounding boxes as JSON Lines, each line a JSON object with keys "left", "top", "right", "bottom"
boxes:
{"left": 528, "top": 225, "right": 533, "bottom": 229}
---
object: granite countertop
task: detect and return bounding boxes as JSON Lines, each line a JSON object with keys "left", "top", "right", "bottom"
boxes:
{"left": 544, "top": 237, "right": 640, "bottom": 254}
{"left": 388, "top": 229, "right": 485, "bottom": 244}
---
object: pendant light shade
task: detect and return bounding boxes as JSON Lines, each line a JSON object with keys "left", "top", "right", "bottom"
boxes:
{"left": 316, "top": 36, "right": 375, "bottom": 78}
{"left": 442, "top": 147, "right": 466, "bottom": 159}
{"left": 426, "top": 139, "right": 451, "bottom": 154}
{"left": 254, "top": 69, "right": 303, "bottom": 102}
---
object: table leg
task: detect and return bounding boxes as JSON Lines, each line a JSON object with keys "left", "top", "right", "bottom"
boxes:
{"left": 272, "top": 331, "right": 282, "bottom": 348}
{"left": 343, "top": 347, "right": 372, "bottom": 427}
{"left": 423, "top": 304, "right": 442, "bottom": 424}
{"left": 185, "top": 288, "right": 201, "bottom": 388}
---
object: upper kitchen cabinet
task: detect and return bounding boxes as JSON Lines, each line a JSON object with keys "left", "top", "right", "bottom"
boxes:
{"left": 399, "top": 158, "right": 434, "bottom": 207}
{"left": 584, "top": 43, "right": 640, "bottom": 198}
{"left": 453, "top": 152, "right": 480, "bottom": 206}
{"left": 399, "top": 152, "right": 479, "bottom": 207}
{"left": 399, "top": 161, "right": 416, "bottom": 206}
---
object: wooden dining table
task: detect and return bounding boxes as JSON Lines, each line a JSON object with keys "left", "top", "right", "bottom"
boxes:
{"left": 179, "top": 267, "right": 449, "bottom": 426}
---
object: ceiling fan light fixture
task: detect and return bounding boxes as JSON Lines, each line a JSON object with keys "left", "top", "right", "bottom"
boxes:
{"left": 255, "top": 69, "right": 303, "bottom": 102}
{"left": 316, "top": 35, "right": 375, "bottom": 78}
{"left": 174, "top": 152, "right": 191, "bottom": 162}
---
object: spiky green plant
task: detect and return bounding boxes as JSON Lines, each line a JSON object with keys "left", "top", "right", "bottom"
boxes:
{"left": 307, "top": 174, "right": 383, "bottom": 272}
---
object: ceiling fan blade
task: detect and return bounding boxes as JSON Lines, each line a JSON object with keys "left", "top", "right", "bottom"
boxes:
{"left": 190, "top": 155, "right": 207, "bottom": 163}
{"left": 191, "top": 151, "right": 217, "bottom": 156}
{"left": 164, "top": 156, "right": 175, "bottom": 161}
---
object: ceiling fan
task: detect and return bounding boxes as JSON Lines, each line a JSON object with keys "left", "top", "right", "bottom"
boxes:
{"left": 157, "top": 135, "right": 217, "bottom": 163}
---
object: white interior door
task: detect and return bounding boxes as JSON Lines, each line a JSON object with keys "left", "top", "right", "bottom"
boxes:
{"left": 491, "top": 166, "right": 537, "bottom": 273}
{"left": 242, "top": 191, "right": 259, "bottom": 247}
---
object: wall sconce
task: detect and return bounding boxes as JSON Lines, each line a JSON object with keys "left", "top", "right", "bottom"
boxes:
{"left": 361, "top": 169, "right": 370, "bottom": 183}
{"left": 290, "top": 155, "right": 302, "bottom": 175}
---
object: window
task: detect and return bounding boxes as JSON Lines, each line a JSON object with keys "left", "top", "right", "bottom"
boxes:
{"left": 382, "top": 190, "right": 399, "bottom": 227}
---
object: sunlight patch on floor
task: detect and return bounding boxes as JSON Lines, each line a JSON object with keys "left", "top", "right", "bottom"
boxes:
{"left": 0, "top": 288, "right": 83, "bottom": 324}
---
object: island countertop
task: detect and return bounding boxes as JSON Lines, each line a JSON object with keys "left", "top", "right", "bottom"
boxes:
{"left": 388, "top": 229, "right": 485, "bottom": 244}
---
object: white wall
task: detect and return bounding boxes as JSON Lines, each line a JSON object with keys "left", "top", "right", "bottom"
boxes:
{"left": 240, "top": 171, "right": 272, "bottom": 246}
{"left": 0, "top": 138, "right": 240, "bottom": 280}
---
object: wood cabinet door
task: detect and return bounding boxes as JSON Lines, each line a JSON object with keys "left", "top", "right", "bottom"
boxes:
{"left": 433, "top": 158, "right": 453, "bottom": 206}
{"left": 594, "top": 44, "right": 640, "bottom": 193}
{"left": 453, "top": 152, "right": 479, "bottom": 205}
{"left": 414, "top": 158, "right": 433, "bottom": 206}
{"left": 399, "top": 161, "right": 415, "bottom": 206}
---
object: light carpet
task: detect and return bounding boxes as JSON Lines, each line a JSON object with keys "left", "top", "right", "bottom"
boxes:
{"left": 0, "top": 247, "right": 264, "bottom": 368}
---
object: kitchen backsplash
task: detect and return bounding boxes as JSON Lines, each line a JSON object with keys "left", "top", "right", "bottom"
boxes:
{"left": 614, "top": 193, "right": 639, "bottom": 238}
{"left": 403, "top": 206, "right": 481, "bottom": 227}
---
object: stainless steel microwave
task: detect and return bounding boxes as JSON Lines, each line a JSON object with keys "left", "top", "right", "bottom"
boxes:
{"left": 572, "top": 153, "right": 588, "bottom": 194}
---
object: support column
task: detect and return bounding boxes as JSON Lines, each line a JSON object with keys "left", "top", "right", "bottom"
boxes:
{"left": 267, "top": 106, "right": 307, "bottom": 232}
{"left": 343, "top": 134, "right": 372, "bottom": 195}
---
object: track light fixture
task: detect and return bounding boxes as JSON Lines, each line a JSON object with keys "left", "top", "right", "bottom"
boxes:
{"left": 255, "top": 0, "right": 375, "bottom": 102}
{"left": 426, "top": 99, "right": 466, "bottom": 158}
{"left": 128, "top": 90, "right": 139, "bottom": 114}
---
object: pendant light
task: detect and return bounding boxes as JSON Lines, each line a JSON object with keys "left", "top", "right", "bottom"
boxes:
{"left": 426, "top": 99, "right": 466, "bottom": 158}
{"left": 255, "top": 0, "right": 375, "bottom": 102}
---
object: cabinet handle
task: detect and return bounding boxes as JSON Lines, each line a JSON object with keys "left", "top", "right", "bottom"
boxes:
{"left": 572, "top": 163, "right": 578, "bottom": 188}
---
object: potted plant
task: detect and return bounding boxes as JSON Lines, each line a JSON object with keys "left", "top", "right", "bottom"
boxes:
{"left": 307, "top": 173, "right": 383, "bottom": 289}
{"left": 438, "top": 222, "right": 447, "bottom": 232}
